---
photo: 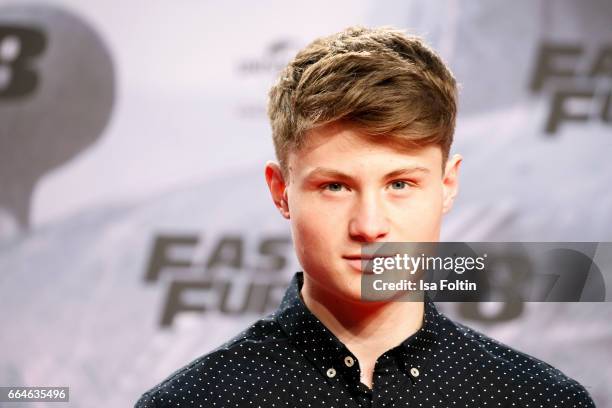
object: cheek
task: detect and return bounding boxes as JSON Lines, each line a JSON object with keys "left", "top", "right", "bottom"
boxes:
{"left": 392, "top": 189, "right": 444, "bottom": 238}
{"left": 289, "top": 191, "right": 342, "bottom": 241}
{"left": 289, "top": 203, "right": 331, "bottom": 258}
{"left": 290, "top": 213, "right": 337, "bottom": 277}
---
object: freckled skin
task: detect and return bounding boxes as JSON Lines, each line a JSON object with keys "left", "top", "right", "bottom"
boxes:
{"left": 265, "top": 123, "right": 462, "bottom": 307}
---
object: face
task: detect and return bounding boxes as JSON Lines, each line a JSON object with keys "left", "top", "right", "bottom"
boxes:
{"left": 265, "top": 122, "right": 462, "bottom": 304}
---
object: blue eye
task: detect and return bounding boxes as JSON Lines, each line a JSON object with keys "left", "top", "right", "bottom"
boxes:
{"left": 390, "top": 181, "right": 409, "bottom": 190}
{"left": 325, "top": 183, "right": 344, "bottom": 192}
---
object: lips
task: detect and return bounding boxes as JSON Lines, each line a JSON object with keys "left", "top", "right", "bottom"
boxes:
{"left": 343, "top": 254, "right": 395, "bottom": 260}
{"left": 343, "top": 254, "right": 395, "bottom": 273}
{"left": 343, "top": 255, "right": 375, "bottom": 261}
{"left": 344, "top": 257, "right": 369, "bottom": 273}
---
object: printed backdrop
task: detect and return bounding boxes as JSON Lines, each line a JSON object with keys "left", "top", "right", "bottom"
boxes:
{"left": 1, "top": 0, "right": 611, "bottom": 406}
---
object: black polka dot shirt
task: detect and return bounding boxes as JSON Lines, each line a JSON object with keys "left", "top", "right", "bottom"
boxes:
{"left": 135, "top": 272, "right": 595, "bottom": 407}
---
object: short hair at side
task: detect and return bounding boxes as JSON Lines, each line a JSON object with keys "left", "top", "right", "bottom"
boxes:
{"left": 267, "top": 25, "right": 458, "bottom": 176}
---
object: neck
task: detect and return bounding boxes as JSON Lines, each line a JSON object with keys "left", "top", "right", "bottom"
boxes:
{"left": 300, "top": 274, "right": 424, "bottom": 368}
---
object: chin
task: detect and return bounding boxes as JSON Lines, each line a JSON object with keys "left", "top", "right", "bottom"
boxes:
{"left": 333, "top": 281, "right": 365, "bottom": 303}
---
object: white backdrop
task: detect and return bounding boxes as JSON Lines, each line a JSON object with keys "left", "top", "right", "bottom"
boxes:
{"left": 1, "top": 1, "right": 611, "bottom": 406}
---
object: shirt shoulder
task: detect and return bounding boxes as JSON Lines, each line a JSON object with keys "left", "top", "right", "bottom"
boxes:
{"left": 439, "top": 314, "right": 596, "bottom": 407}
{"left": 134, "top": 313, "right": 287, "bottom": 408}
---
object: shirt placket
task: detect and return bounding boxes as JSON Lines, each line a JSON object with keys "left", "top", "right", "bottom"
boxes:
{"left": 353, "top": 382, "right": 373, "bottom": 408}
{"left": 371, "top": 351, "right": 419, "bottom": 408}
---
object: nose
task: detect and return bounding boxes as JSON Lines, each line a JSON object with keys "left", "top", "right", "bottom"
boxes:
{"left": 348, "top": 190, "right": 390, "bottom": 243}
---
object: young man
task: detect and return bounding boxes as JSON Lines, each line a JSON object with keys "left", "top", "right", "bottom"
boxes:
{"left": 136, "top": 26, "right": 595, "bottom": 407}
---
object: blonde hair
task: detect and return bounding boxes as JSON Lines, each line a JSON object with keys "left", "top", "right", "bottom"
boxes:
{"left": 267, "top": 26, "right": 458, "bottom": 175}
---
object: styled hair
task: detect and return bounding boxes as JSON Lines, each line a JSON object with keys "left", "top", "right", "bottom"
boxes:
{"left": 267, "top": 26, "right": 458, "bottom": 175}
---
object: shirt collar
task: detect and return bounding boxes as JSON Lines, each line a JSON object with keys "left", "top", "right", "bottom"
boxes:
{"left": 275, "top": 271, "right": 441, "bottom": 386}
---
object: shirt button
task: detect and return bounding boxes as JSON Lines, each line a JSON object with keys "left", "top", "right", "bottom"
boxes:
{"left": 410, "top": 367, "right": 420, "bottom": 378}
{"left": 344, "top": 356, "right": 355, "bottom": 367}
{"left": 326, "top": 367, "right": 336, "bottom": 378}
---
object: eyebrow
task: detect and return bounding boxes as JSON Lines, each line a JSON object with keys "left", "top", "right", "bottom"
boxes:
{"left": 304, "top": 166, "right": 430, "bottom": 182}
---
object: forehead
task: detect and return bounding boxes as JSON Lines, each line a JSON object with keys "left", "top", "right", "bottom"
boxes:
{"left": 287, "top": 123, "right": 443, "bottom": 178}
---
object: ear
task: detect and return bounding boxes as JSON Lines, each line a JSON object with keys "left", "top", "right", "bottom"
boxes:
{"left": 442, "top": 153, "right": 462, "bottom": 214}
{"left": 264, "top": 161, "right": 290, "bottom": 219}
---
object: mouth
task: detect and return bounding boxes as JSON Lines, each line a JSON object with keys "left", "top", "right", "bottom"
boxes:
{"left": 343, "top": 254, "right": 395, "bottom": 260}
{"left": 342, "top": 254, "right": 395, "bottom": 274}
